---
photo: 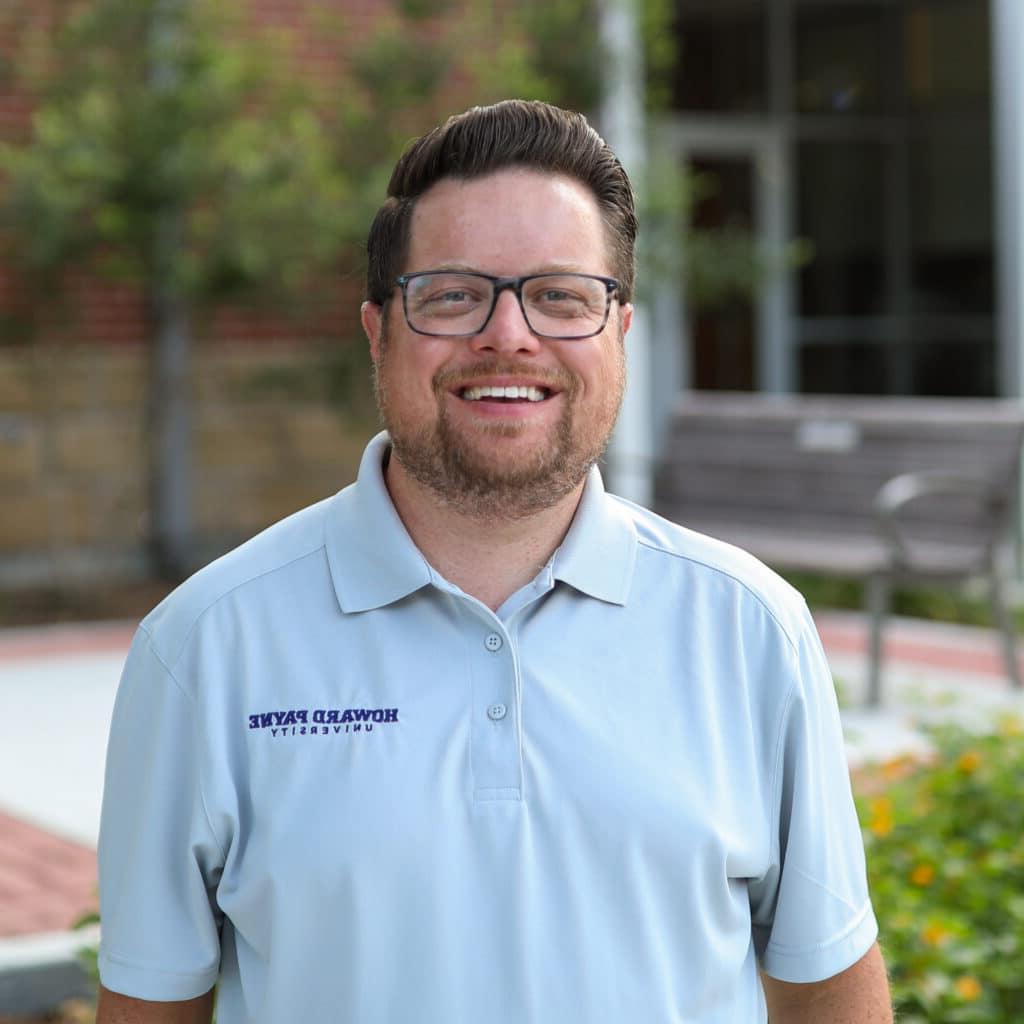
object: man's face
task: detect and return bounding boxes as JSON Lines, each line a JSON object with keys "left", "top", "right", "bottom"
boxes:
{"left": 361, "top": 168, "right": 633, "bottom": 520}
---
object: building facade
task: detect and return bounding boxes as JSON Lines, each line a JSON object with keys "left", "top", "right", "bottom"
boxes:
{"left": 650, "top": 0, "right": 1005, "bottom": 415}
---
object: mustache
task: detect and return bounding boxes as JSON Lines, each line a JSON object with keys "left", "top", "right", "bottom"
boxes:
{"left": 433, "top": 361, "right": 576, "bottom": 393}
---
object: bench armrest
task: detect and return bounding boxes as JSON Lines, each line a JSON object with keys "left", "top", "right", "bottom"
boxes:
{"left": 873, "top": 470, "right": 1011, "bottom": 568}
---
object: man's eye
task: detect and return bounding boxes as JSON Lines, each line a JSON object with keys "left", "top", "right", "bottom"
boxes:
{"left": 534, "top": 289, "right": 589, "bottom": 309}
{"left": 421, "top": 288, "right": 481, "bottom": 306}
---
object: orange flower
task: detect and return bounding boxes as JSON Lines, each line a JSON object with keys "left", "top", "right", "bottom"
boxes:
{"left": 956, "top": 750, "right": 982, "bottom": 774}
{"left": 868, "top": 797, "right": 894, "bottom": 837}
{"left": 870, "top": 817, "right": 893, "bottom": 837}
{"left": 880, "top": 755, "right": 913, "bottom": 781}
{"left": 954, "top": 975, "right": 982, "bottom": 1001}
{"left": 920, "top": 922, "right": 951, "bottom": 946}
{"left": 909, "top": 863, "right": 935, "bottom": 887}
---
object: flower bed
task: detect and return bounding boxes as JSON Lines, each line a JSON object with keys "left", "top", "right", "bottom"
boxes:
{"left": 855, "top": 716, "right": 1024, "bottom": 1022}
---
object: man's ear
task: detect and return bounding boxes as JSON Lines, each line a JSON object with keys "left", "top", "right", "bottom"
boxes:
{"left": 361, "top": 301, "right": 384, "bottom": 362}
{"left": 619, "top": 302, "right": 634, "bottom": 339}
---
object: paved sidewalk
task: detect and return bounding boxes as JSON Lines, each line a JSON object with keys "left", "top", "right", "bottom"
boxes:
{"left": 0, "top": 612, "right": 1022, "bottom": 1012}
{"left": 0, "top": 623, "right": 132, "bottom": 1012}
{"left": 818, "top": 611, "right": 1024, "bottom": 766}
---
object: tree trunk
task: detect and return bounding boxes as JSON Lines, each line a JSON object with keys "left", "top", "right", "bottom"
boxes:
{"left": 146, "top": 210, "right": 193, "bottom": 582}
{"left": 145, "top": 0, "right": 193, "bottom": 582}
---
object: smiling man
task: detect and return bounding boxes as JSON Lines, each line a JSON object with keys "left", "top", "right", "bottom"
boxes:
{"left": 96, "top": 100, "right": 892, "bottom": 1023}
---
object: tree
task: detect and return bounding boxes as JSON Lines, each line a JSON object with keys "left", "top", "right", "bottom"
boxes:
{"left": 1, "top": 0, "right": 350, "bottom": 578}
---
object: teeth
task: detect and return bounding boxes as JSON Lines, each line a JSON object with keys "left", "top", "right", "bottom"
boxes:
{"left": 462, "top": 385, "right": 548, "bottom": 402}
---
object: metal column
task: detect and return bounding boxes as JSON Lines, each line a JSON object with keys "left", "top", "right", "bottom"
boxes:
{"left": 993, "top": 0, "right": 1024, "bottom": 399}
{"left": 600, "top": 0, "right": 654, "bottom": 504}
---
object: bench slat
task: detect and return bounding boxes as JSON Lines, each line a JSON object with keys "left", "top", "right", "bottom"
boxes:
{"left": 654, "top": 394, "right": 1024, "bottom": 573}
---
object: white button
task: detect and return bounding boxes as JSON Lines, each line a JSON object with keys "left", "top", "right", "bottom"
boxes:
{"left": 484, "top": 633, "right": 503, "bottom": 652}
{"left": 487, "top": 703, "right": 507, "bottom": 721}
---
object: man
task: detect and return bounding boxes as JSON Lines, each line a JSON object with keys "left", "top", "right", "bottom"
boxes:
{"left": 97, "top": 100, "right": 892, "bottom": 1022}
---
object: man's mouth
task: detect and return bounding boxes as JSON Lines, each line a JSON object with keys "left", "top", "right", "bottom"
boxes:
{"left": 459, "top": 385, "right": 551, "bottom": 403}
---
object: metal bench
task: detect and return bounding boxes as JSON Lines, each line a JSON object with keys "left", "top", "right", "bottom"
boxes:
{"left": 653, "top": 391, "right": 1024, "bottom": 705}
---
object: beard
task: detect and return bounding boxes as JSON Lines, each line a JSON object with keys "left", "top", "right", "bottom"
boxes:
{"left": 374, "top": 346, "right": 625, "bottom": 522}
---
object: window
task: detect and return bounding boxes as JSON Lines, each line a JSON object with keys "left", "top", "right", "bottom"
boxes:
{"left": 671, "top": 0, "right": 767, "bottom": 113}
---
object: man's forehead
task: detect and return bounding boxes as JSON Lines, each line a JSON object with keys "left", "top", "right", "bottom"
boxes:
{"left": 404, "top": 168, "right": 609, "bottom": 271}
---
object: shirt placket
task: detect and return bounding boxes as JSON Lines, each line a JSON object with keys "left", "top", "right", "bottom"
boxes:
{"left": 469, "top": 617, "right": 522, "bottom": 802}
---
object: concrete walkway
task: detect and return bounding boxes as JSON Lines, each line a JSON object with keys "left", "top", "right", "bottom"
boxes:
{"left": 0, "top": 623, "right": 132, "bottom": 1013}
{"left": 1, "top": 612, "right": 1022, "bottom": 1013}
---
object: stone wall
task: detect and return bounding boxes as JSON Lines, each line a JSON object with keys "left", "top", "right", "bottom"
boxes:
{"left": 0, "top": 342, "right": 377, "bottom": 587}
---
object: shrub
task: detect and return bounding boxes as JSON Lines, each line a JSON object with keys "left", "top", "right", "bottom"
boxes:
{"left": 855, "top": 716, "right": 1024, "bottom": 1022}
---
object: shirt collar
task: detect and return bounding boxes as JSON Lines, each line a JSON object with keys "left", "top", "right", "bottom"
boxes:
{"left": 550, "top": 462, "right": 638, "bottom": 606}
{"left": 325, "top": 432, "right": 639, "bottom": 613}
{"left": 325, "top": 432, "right": 434, "bottom": 612}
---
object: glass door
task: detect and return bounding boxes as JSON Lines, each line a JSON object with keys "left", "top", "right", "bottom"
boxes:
{"left": 657, "top": 121, "right": 793, "bottom": 396}
{"left": 687, "top": 153, "right": 758, "bottom": 391}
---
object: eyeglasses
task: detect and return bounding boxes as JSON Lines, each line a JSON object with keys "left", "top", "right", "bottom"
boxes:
{"left": 394, "top": 271, "right": 621, "bottom": 340}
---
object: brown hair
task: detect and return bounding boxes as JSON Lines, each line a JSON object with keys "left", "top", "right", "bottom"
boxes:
{"left": 365, "top": 99, "right": 637, "bottom": 306}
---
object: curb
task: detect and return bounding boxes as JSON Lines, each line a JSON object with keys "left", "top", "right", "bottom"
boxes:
{"left": 0, "top": 927, "right": 98, "bottom": 1015}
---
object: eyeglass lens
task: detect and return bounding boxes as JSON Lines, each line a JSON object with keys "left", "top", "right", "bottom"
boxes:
{"left": 403, "top": 273, "right": 610, "bottom": 338}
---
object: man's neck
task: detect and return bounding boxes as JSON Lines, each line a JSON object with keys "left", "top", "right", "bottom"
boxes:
{"left": 383, "top": 458, "right": 584, "bottom": 612}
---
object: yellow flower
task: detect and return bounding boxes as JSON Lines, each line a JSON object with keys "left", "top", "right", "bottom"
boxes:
{"left": 909, "top": 863, "right": 935, "bottom": 887}
{"left": 998, "top": 714, "right": 1022, "bottom": 737}
{"left": 954, "top": 975, "right": 982, "bottom": 1001}
{"left": 867, "top": 797, "right": 894, "bottom": 836}
{"left": 869, "top": 814, "right": 893, "bottom": 837}
{"left": 956, "top": 750, "right": 982, "bottom": 774}
{"left": 920, "top": 922, "right": 952, "bottom": 946}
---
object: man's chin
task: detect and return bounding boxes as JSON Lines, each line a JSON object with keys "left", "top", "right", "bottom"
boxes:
{"left": 445, "top": 446, "right": 565, "bottom": 495}
{"left": 389, "top": 438, "right": 579, "bottom": 518}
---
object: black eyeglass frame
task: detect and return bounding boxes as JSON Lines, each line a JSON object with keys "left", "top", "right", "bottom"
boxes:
{"left": 394, "top": 270, "right": 622, "bottom": 340}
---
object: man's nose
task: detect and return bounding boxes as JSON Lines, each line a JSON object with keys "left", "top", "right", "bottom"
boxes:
{"left": 468, "top": 289, "right": 541, "bottom": 354}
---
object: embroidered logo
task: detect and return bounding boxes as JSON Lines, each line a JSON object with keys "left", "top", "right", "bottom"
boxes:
{"left": 248, "top": 707, "right": 398, "bottom": 738}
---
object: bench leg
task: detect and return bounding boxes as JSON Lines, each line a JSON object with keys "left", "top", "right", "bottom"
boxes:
{"left": 990, "top": 566, "right": 1022, "bottom": 689}
{"left": 866, "top": 574, "right": 889, "bottom": 707}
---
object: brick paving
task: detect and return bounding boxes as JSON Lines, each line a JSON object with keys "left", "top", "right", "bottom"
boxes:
{"left": 0, "top": 813, "right": 96, "bottom": 939}
{"left": 816, "top": 613, "right": 1021, "bottom": 683}
{"left": 0, "top": 624, "right": 122, "bottom": 945}
{"left": 0, "top": 624, "right": 134, "bottom": 663}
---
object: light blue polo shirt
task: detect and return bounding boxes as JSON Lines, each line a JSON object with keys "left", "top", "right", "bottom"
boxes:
{"left": 98, "top": 432, "right": 877, "bottom": 1023}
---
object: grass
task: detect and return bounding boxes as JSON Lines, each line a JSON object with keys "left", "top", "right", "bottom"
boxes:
{"left": 783, "top": 571, "right": 1024, "bottom": 631}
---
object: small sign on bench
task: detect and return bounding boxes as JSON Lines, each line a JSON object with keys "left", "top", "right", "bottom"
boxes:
{"left": 795, "top": 419, "right": 861, "bottom": 453}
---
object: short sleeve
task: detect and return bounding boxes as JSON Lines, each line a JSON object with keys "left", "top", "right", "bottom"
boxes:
{"left": 97, "top": 626, "right": 224, "bottom": 1000}
{"left": 749, "top": 609, "right": 878, "bottom": 983}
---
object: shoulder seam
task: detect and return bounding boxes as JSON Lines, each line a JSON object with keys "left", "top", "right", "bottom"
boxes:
{"left": 136, "top": 622, "right": 191, "bottom": 702}
{"left": 156, "top": 541, "right": 327, "bottom": 674}
{"left": 635, "top": 536, "right": 801, "bottom": 653}
{"left": 134, "top": 623, "right": 230, "bottom": 864}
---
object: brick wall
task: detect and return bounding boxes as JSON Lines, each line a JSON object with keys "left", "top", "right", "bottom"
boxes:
{"left": 0, "top": 342, "right": 377, "bottom": 587}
